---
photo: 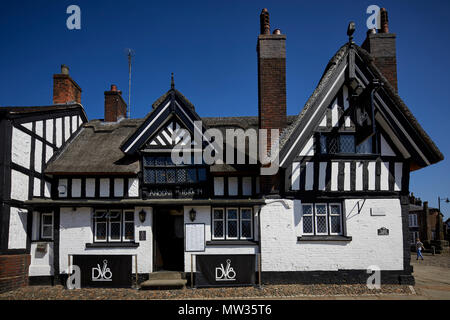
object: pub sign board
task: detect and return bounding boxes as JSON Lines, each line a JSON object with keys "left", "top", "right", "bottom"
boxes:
{"left": 72, "top": 255, "right": 132, "bottom": 288}
{"left": 195, "top": 254, "right": 256, "bottom": 288}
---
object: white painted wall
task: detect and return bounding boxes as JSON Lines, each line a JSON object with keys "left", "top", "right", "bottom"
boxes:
{"left": 128, "top": 178, "right": 139, "bottom": 197}
{"left": 214, "top": 177, "right": 224, "bottom": 196}
{"left": 8, "top": 207, "right": 27, "bottom": 249}
{"left": 228, "top": 177, "right": 238, "bottom": 196}
{"left": 56, "top": 118, "right": 62, "bottom": 147}
{"left": 59, "top": 207, "right": 153, "bottom": 274}
{"left": 33, "top": 178, "right": 41, "bottom": 197}
{"left": 242, "top": 177, "right": 252, "bottom": 196}
{"left": 72, "top": 179, "right": 81, "bottom": 197}
{"left": 299, "top": 137, "right": 314, "bottom": 156}
{"left": 35, "top": 121, "right": 43, "bottom": 138}
{"left": 86, "top": 178, "right": 95, "bottom": 197}
{"left": 29, "top": 242, "right": 54, "bottom": 276}
{"left": 183, "top": 206, "right": 259, "bottom": 272}
{"left": 64, "top": 116, "right": 70, "bottom": 142}
{"left": 46, "top": 119, "right": 53, "bottom": 144}
{"left": 34, "top": 140, "right": 42, "bottom": 173}
{"left": 99, "top": 178, "right": 109, "bottom": 197}
{"left": 10, "top": 169, "right": 29, "bottom": 201}
{"left": 260, "top": 198, "right": 404, "bottom": 271}
{"left": 114, "top": 178, "right": 124, "bottom": 197}
{"left": 11, "top": 127, "right": 31, "bottom": 169}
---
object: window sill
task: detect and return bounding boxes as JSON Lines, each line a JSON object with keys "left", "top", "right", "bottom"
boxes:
{"left": 297, "top": 235, "right": 352, "bottom": 242}
{"left": 206, "top": 240, "right": 258, "bottom": 246}
{"left": 85, "top": 242, "right": 140, "bottom": 248}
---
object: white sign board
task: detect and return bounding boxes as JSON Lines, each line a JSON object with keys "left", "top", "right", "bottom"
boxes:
{"left": 185, "top": 223, "right": 205, "bottom": 252}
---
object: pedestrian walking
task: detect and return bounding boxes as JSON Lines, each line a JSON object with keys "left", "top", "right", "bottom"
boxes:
{"left": 416, "top": 238, "right": 424, "bottom": 260}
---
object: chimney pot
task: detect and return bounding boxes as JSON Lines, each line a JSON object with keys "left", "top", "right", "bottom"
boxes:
{"left": 273, "top": 29, "right": 281, "bottom": 35}
{"left": 61, "top": 64, "right": 69, "bottom": 75}
{"left": 260, "top": 8, "right": 270, "bottom": 35}
{"left": 380, "top": 8, "right": 389, "bottom": 33}
{"left": 111, "top": 84, "right": 117, "bottom": 91}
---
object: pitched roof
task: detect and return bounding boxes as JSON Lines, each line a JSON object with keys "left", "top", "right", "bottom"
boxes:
{"left": 279, "top": 42, "right": 443, "bottom": 168}
{"left": 45, "top": 115, "right": 297, "bottom": 175}
{"left": 0, "top": 103, "right": 86, "bottom": 119}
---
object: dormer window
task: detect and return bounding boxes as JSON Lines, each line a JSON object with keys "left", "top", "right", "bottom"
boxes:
{"left": 143, "top": 155, "right": 207, "bottom": 185}
{"left": 319, "top": 133, "right": 374, "bottom": 155}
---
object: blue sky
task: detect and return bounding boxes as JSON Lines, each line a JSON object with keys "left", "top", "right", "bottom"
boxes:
{"left": 1, "top": 0, "right": 449, "bottom": 218}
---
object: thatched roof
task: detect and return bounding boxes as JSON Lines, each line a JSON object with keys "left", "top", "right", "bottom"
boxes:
{"left": 45, "top": 115, "right": 297, "bottom": 175}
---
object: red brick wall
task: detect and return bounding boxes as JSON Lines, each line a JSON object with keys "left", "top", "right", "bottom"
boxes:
{"left": 258, "top": 57, "right": 287, "bottom": 134}
{"left": 53, "top": 74, "right": 82, "bottom": 104}
{"left": 257, "top": 34, "right": 287, "bottom": 194}
{"left": 104, "top": 90, "right": 127, "bottom": 122}
{"left": 0, "top": 254, "right": 30, "bottom": 293}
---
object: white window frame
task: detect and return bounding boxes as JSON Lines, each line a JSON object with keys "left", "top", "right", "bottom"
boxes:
{"left": 328, "top": 203, "right": 343, "bottom": 235}
{"left": 301, "top": 204, "right": 314, "bottom": 235}
{"left": 40, "top": 213, "right": 53, "bottom": 240}
{"left": 94, "top": 210, "right": 108, "bottom": 242}
{"left": 122, "top": 211, "right": 135, "bottom": 242}
{"left": 226, "top": 208, "right": 239, "bottom": 240}
{"left": 314, "top": 203, "right": 328, "bottom": 235}
{"left": 108, "top": 210, "right": 122, "bottom": 242}
{"left": 409, "top": 214, "right": 418, "bottom": 227}
{"left": 239, "top": 208, "right": 253, "bottom": 239}
{"left": 212, "top": 208, "right": 225, "bottom": 240}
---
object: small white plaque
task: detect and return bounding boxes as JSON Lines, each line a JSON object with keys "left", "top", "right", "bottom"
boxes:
{"left": 371, "top": 207, "right": 386, "bottom": 216}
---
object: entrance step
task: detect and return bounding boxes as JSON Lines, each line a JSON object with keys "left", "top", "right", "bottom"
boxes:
{"left": 140, "top": 271, "right": 187, "bottom": 290}
{"left": 148, "top": 271, "right": 185, "bottom": 280}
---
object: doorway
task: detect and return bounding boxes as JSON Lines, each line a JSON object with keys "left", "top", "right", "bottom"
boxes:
{"left": 153, "top": 207, "right": 184, "bottom": 271}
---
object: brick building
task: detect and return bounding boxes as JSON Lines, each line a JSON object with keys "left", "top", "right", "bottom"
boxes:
{"left": 0, "top": 8, "right": 444, "bottom": 291}
{"left": 409, "top": 194, "right": 448, "bottom": 251}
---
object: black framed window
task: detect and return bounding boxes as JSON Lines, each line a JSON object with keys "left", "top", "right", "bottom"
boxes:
{"left": 94, "top": 210, "right": 135, "bottom": 242}
{"left": 212, "top": 207, "right": 253, "bottom": 240}
{"left": 319, "top": 133, "right": 373, "bottom": 155}
{"left": 301, "top": 203, "right": 343, "bottom": 236}
{"left": 143, "top": 155, "right": 207, "bottom": 184}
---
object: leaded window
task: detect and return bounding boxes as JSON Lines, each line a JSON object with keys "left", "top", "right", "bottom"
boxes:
{"left": 94, "top": 210, "right": 134, "bottom": 242}
{"left": 240, "top": 208, "right": 253, "bottom": 239}
{"left": 212, "top": 207, "right": 253, "bottom": 240}
{"left": 301, "top": 203, "right": 343, "bottom": 236}
{"left": 319, "top": 133, "right": 374, "bottom": 155}
{"left": 143, "top": 155, "right": 207, "bottom": 184}
{"left": 226, "top": 208, "right": 238, "bottom": 239}
{"left": 212, "top": 208, "right": 225, "bottom": 239}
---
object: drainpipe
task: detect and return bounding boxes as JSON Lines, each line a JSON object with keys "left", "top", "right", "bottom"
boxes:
{"left": 257, "top": 205, "right": 262, "bottom": 288}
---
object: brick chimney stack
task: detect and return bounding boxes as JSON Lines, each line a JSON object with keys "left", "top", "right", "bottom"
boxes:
{"left": 257, "top": 8, "right": 287, "bottom": 134}
{"left": 257, "top": 8, "right": 287, "bottom": 194}
{"left": 104, "top": 84, "right": 127, "bottom": 122}
{"left": 362, "top": 8, "right": 398, "bottom": 92}
{"left": 53, "top": 65, "right": 82, "bottom": 104}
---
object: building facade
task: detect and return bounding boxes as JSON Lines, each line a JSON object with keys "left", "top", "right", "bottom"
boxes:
{"left": 408, "top": 194, "right": 448, "bottom": 252}
{"left": 0, "top": 8, "right": 444, "bottom": 291}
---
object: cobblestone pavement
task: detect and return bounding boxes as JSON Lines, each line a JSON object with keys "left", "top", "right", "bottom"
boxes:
{"left": 0, "top": 252, "right": 448, "bottom": 300}
{"left": 411, "top": 251, "right": 450, "bottom": 300}
{"left": 0, "top": 283, "right": 412, "bottom": 300}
